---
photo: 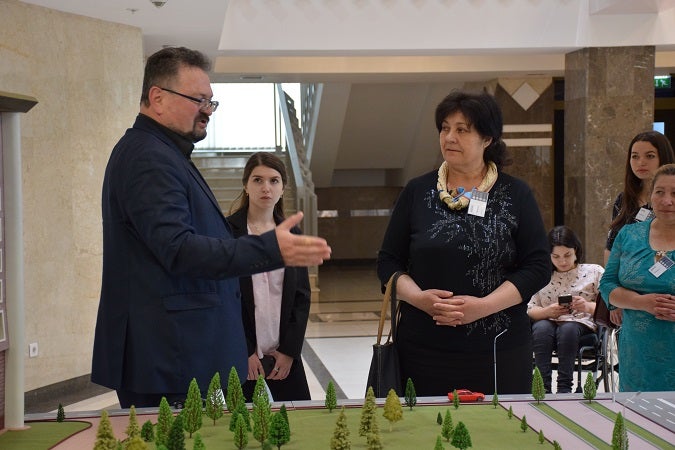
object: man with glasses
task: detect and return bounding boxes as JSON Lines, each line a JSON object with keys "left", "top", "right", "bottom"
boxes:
{"left": 92, "top": 47, "right": 331, "bottom": 408}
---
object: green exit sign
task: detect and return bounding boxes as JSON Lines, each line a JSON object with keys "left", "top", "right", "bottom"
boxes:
{"left": 654, "top": 76, "right": 671, "bottom": 89}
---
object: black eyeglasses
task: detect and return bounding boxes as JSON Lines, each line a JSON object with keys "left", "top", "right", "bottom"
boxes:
{"left": 159, "top": 87, "right": 219, "bottom": 112}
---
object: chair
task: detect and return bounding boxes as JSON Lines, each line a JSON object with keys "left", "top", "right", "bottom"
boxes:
{"left": 575, "top": 325, "right": 620, "bottom": 393}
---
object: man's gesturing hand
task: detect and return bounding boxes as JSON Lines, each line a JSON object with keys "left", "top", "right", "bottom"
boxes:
{"left": 276, "top": 212, "right": 332, "bottom": 266}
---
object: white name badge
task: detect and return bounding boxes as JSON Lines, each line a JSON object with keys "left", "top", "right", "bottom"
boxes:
{"left": 649, "top": 254, "right": 674, "bottom": 278}
{"left": 635, "top": 207, "right": 654, "bottom": 222}
{"left": 467, "top": 189, "right": 489, "bottom": 217}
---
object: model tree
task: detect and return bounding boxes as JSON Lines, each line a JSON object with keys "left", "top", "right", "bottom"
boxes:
{"left": 450, "top": 421, "right": 472, "bottom": 450}
{"left": 434, "top": 435, "right": 444, "bottom": 450}
{"left": 279, "top": 404, "right": 290, "bottom": 435}
{"left": 192, "top": 433, "right": 205, "bottom": 450}
{"left": 507, "top": 406, "right": 513, "bottom": 419}
{"left": 612, "top": 412, "right": 628, "bottom": 450}
{"left": 269, "top": 412, "right": 291, "bottom": 449}
{"left": 125, "top": 405, "right": 141, "bottom": 441}
{"left": 205, "top": 371, "right": 225, "bottom": 425}
{"left": 538, "top": 429, "right": 545, "bottom": 444}
{"left": 227, "top": 366, "right": 245, "bottom": 413}
{"left": 126, "top": 435, "right": 149, "bottom": 450}
{"left": 436, "top": 412, "right": 443, "bottom": 425}
{"left": 441, "top": 409, "right": 454, "bottom": 442}
{"left": 552, "top": 441, "right": 562, "bottom": 450}
{"left": 56, "top": 403, "right": 65, "bottom": 422}
{"left": 252, "top": 376, "right": 272, "bottom": 446}
{"left": 325, "top": 381, "right": 338, "bottom": 412}
{"left": 330, "top": 407, "right": 351, "bottom": 450}
{"left": 359, "top": 386, "right": 378, "bottom": 437}
{"left": 229, "top": 401, "right": 251, "bottom": 432}
{"left": 232, "top": 414, "right": 249, "bottom": 450}
{"left": 383, "top": 388, "right": 403, "bottom": 431}
{"left": 183, "top": 378, "right": 203, "bottom": 438}
{"left": 94, "top": 410, "right": 117, "bottom": 450}
{"left": 492, "top": 392, "right": 499, "bottom": 409}
{"left": 156, "top": 397, "right": 175, "bottom": 449}
{"left": 583, "top": 372, "right": 597, "bottom": 403}
{"left": 531, "top": 367, "right": 546, "bottom": 404}
{"left": 520, "top": 415, "right": 528, "bottom": 433}
{"left": 404, "top": 378, "right": 417, "bottom": 410}
{"left": 141, "top": 420, "right": 154, "bottom": 442}
{"left": 452, "top": 389, "right": 460, "bottom": 410}
{"left": 366, "top": 431, "right": 383, "bottom": 450}
{"left": 167, "top": 414, "right": 186, "bottom": 450}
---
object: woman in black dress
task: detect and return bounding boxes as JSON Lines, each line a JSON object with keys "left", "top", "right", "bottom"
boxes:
{"left": 377, "top": 91, "right": 550, "bottom": 396}
{"left": 228, "top": 152, "right": 311, "bottom": 402}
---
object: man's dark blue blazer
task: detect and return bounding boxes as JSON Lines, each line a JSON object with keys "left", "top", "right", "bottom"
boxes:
{"left": 92, "top": 114, "right": 284, "bottom": 396}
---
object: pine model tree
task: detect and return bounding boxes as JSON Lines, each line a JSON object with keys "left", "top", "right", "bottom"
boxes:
{"left": 183, "top": 378, "right": 203, "bottom": 438}
{"left": 156, "top": 397, "right": 175, "bottom": 449}
{"left": 434, "top": 435, "right": 444, "bottom": 450}
{"left": 452, "top": 389, "right": 460, "bottom": 410}
{"left": 268, "top": 412, "right": 291, "bottom": 449}
{"left": 583, "top": 372, "right": 597, "bottom": 403}
{"left": 325, "top": 381, "right": 338, "bottom": 412}
{"left": 279, "top": 404, "right": 290, "bottom": 435}
{"left": 125, "top": 435, "right": 149, "bottom": 450}
{"left": 140, "top": 420, "right": 154, "bottom": 442}
{"left": 252, "top": 377, "right": 272, "bottom": 447}
{"left": 538, "top": 429, "right": 545, "bottom": 444}
{"left": 226, "top": 366, "right": 245, "bottom": 413}
{"left": 450, "top": 421, "right": 472, "bottom": 450}
{"left": 94, "top": 410, "right": 118, "bottom": 450}
{"left": 366, "top": 431, "right": 383, "bottom": 450}
{"left": 612, "top": 412, "right": 628, "bottom": 450}
{"left": 205, "top": 371, "right": 225, "bottom": 425}
{"left": 229, "top": 401, "right": 251, "bottom": 432}
{"left": 359, "top": 386, "right": 378, "bottom": 437}
{"left": 492, "top": 392, "right": 499, "bottom": 409}
{"left": 382, "top": 388, "right": 403, "bottom": 431}
{"left": 167, "top": 414, "right": 186, "bottom": 450}
{"left": 125, "top": 405, "right": 141, "bottom": 440}
{"left": 232, "top": 414, "right": 249, "bottom": 450}
{"left": 330, "top": 407, "right": 351, "bottom": 450}
{"left": 531, "top": 367, "right": 546, "bottom": 404}
{"left": 436, "top": 412, "right": 443, "bottom": 425}
{"left": 552, "top": 440, "right": 562, "bottom": 450}
{"left": 507, "top": 406, "right": 513, "bottom": 419}
{"left": 192, "top": 433, "right": 205, "bottom": 450}
{"left": 441, "top": 409, "right": 454, "bottom": 442}
{"left": 404, "top": 378, "right": 417, "bottom": 410}
{"left": 56, "top": 403, "right": 65, "bottom": 422}
{"left": 520, "top": 415, "right": 528, "bottom": 433}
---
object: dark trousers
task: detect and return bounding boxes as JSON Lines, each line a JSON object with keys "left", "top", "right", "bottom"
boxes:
{"left": 242, "top": 356, "right": 310, "bottom": 402}
{"left": 116, "top": 389, "right": 186, "bottom": 409}
{"left": 532, "top": 320, "right": 592, "bottom": 393}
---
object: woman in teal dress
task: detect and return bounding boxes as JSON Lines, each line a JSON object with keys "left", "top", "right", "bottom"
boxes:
{"left": 600, "top": 164, "right": 675, "bottom": 392}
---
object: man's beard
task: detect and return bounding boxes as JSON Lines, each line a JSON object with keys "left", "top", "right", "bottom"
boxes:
{"left": 185, "top": 114, "right": 208, "bottom": 143}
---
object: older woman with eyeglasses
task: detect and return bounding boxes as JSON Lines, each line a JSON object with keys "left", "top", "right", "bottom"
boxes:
{"left": 377, "top": 91, "right": 550, "bottom": 396}
{"left": 600, "top": 163, "right": 675, "bottom": 392}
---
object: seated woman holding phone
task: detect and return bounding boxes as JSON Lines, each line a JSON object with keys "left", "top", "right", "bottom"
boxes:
{"left": 527, "top": 226, "right": 604, "bottom": 393}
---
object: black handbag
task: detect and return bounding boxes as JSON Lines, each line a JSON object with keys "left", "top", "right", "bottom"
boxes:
{"left": 593, "top": 293, "right": 618, "bottom": 329}
{"left": 366, "top": 271, "right": 404, "bottom": 397}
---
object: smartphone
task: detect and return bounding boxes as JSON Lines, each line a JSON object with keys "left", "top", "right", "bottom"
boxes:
{"left": 558, "top": 294, "right": 572, "bottom": 306}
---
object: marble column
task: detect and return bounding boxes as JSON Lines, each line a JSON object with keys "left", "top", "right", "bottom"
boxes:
{"left": 564, "top": 47, "right": 655, "bottom": 264}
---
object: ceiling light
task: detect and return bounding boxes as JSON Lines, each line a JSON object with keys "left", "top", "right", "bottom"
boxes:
{"left": 150, "top": 0, "right": 168, "bottom": 8}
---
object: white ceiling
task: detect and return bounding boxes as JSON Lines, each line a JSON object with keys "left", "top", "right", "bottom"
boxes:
{"left": 17, "top": 0, "right": 675, "bottom": 187}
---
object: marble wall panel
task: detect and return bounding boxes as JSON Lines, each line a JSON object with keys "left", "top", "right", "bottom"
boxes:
{"left": 0, "top": 0, "right": 143, "bottom": 391}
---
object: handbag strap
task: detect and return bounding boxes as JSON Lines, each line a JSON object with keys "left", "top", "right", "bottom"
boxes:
{"left": 376, "top": 271, "right": 404, "bottom": 345}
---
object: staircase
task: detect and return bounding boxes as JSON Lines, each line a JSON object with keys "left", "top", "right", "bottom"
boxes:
{"left": 192, "top": 151, "right": 320, "bottom": 300}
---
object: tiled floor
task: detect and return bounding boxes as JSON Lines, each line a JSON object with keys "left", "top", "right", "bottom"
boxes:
{"left": 52, "top": 261, "right": 605, "bottom": 414}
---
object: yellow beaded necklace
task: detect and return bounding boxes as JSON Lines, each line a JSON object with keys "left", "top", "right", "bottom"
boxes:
{"left": 437, "top": 161, "right": 498, "bottom": 210}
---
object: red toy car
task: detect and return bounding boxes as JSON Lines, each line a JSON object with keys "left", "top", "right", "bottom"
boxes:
{"left": 447, "top": 389, "right": 485, "bottom": 402}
